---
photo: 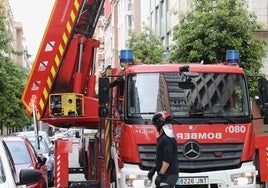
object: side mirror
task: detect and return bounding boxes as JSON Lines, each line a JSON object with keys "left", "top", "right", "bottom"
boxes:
{"left": 99, "top": 106, "right": 109, "bottom": 118}
{"left": 37, "top": 155, "right": 47, "bottom": 167}
{"left": 17, "top": 169, "right": 42, "bottom": 186}
{"left": 257, "top": 77, "right": 268, "bottom": 116}
{"left": 99, "top": 77, "right": 110, "bottom": 105}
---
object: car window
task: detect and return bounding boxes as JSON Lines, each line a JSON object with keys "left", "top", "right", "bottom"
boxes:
{"left": 19, "top": 132, "right": 51, "bottom": 146}
{"left": 30, "top": 140, "right": 49, "bottom": 154}
{"left": 0, "top": 157, "right": 6, "bottom": 184}
{"left": 5, "top": 141, "right": 32, "bottom": 165}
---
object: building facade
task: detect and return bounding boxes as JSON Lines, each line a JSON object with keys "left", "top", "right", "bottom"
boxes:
{"left": 248, "top": 0, "right": 268, "bottom": 74}
{"left": 0, "top": 0, "right": 29, "bottom": 68}
{"left": 102, "top": 0, "right": 146, "bottom": 68}
{"left": 99, "top": 0, "right": 268, "bottom": 73}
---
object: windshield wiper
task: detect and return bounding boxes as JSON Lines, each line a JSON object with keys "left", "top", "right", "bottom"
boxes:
{"left": 205, "top": 113, "right": 237, "bottom": 124}
{"left": 129, "top": 112, "right": 155, "bottom": 117}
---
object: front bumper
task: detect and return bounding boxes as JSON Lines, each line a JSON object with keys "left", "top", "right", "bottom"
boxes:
{"left": 118, "top": 161, "right": 257, "bottom": 188}
{"left": 177, "top": 161, "right": 257, "bottom": 188}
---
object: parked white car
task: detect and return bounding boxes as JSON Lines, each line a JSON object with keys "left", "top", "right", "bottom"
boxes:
{"left": 0, "top": 137, "right": 42, "bottom": 187}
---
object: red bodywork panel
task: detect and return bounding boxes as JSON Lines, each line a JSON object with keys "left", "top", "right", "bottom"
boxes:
{"left": 120, "top": 123, "right": 255, "bottom": 163}
{"left": 255, "top": 135, "right": 268, "bottom": 182}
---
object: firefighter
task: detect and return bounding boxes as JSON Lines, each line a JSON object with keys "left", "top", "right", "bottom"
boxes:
{"left": 148, "top": 111, "right": 179, "bottom": 188}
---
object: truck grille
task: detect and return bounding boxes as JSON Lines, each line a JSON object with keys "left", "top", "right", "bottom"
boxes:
{"left": 138, "top": 143, "right": 243, "bottom": 172}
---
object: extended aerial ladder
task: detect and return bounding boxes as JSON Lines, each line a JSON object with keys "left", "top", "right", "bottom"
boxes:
{"left": 22, "top": 0, "right": 104, "bottom": 128}
{"left": 22, "top": 0, "right": 106, "bottom": 187}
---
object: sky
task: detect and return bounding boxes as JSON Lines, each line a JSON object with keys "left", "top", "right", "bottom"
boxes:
{"left": 9, "top": 0, "right": 54, "bottom": 61}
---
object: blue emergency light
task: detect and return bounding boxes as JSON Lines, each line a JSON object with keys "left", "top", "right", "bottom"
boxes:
{"left": 226, "top": 50, "right": 240, "bottom": 64}
{"left": 120, "top": 49, "right": 133, "bottom": 63}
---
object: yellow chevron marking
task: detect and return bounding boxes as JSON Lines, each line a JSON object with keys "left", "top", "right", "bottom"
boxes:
{"left": 43, "top": 87, "right": 48, "bottom": 100}
{"left": 70, "top": 10, "right": 76, "bottom": 23}
{"left": 59, "top": 43, "right": 64, "bottom": 56}
{"left": 105, "top": 120, "right": 111, "bottom": 169}
{"left": 74, "top": 0, "right": 79, "bottom": 10}
{"left": 55, "top": 55, "right": 60, "bottom": 67}
{"left": 66, "top": 22, "right": 72, "bottom": 34}
{"left": 39, "top": 98, "right": 44, "bottom": 111}
{"left": 51, "top": 66, "right": 56, "bottom": 78}
{"left": 62, "top": 33, "right": 68, "bottom": 45}
{"left": 47, "top": 77, "right": 52, "bottom": 89}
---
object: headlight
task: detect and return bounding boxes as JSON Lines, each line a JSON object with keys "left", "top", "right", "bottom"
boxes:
{"left": 231, "top": 172, "right": 254, "bottom": 185}
{"left": 125, "top": 174, "right": 152, "bottom": 188}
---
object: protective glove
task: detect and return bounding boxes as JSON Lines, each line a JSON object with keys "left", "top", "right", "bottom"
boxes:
{"left": 147, "top": 167, "right": 156, "bottom": 180}
{"left": 155, "top": 173, "right": 164, "bottom": 186}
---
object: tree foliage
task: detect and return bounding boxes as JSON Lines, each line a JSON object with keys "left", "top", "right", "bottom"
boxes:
{"left": 0, "top": 4, "right": 30, "bottom": 132}
{"left": 0, "top": 57, "right": 29, "bottom": 128}
{"left": 171, "top": 0, "right": 266, "bottom": 70}
{"left": 170, "top": 0, "right": 267, "bottom": 97}
{"left": 127, "top": 26, "right": 165, "bottom": 64}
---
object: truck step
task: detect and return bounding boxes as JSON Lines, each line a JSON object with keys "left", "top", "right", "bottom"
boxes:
{"left": 69, "top": 180, "right": 100, "bottom": 188}
{"left": 69, "top": 167, "right": 84, "bottom": 174}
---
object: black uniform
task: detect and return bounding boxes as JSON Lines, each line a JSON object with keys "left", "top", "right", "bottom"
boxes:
{"left": 155, "top": 132, "right": 179, "bottom": 187}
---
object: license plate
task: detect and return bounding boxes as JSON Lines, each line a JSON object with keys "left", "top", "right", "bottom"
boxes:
{"left": 177, "top": 177, "right": 209, "bottom": 185}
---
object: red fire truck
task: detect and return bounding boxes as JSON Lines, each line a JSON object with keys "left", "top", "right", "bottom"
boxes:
{"left": 21, "top": 0, "right": 268, "bottom": 187}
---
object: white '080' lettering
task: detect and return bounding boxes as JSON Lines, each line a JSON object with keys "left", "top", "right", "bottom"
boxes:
{"left": 225, "top": 125, "right": 246, "bottom": 133}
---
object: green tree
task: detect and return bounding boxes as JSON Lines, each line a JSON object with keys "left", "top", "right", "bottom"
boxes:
{"left": 170, "top": 0, "right": 266, "bottom": 75}
{"left": 127, "top": 25, "right": 165, "bottom": 64}
{"left": 0, "top": 5, "right": 30, "bottom": 134}
{"left": 0, "top": 57, "right": 29, "bottom": 132}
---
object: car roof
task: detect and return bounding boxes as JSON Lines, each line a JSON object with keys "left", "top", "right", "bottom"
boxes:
{"left": 14, "top": 131, "right": 52, "bottom": 144}
{"left": 3, "top": 136, "right": 27, "bottom": 141}
{"left": 16, "top": 131, "right": 48, "bottom": 135}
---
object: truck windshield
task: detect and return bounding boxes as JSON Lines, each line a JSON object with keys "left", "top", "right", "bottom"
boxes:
{"left": 126, "top": 72, "right": 250, "bottom": 122}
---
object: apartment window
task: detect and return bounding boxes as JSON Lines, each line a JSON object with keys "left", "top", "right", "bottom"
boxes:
{"left": 167, "top": 32, "right": 170, "bottom": 47}
{"left": 160, "top": 1, "right": 164, "bottom": 18}
{"left": 166, "top": 0, "right": 169, "bottom": 12}
{"left": 126, "top": 15, "right": 133, "bottom": 37}
{"left": 155, "top": 6, "right": 159, "bottom": 23}
{"left": 127, "top": 0, "right": 132, "bottom": 11}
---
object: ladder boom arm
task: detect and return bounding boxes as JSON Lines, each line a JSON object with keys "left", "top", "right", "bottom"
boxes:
{"left": 22, "top": 0, "right": 104, "bottom": 123}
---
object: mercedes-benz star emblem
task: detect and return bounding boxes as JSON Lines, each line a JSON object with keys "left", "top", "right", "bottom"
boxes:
{"left": 183, "top": 141, "right": 201, "bottom": 159}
